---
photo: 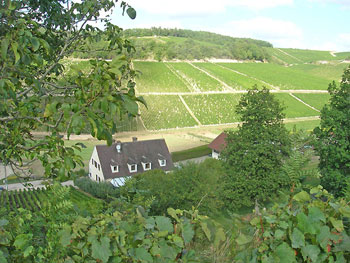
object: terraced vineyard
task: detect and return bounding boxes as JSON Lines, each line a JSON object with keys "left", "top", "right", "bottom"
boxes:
{"left": 219, "top": 63, "right": 330, "bottom": 90}
{"left": 183, "top": 94, "right": 242, "bottom": 125}
{"left": 134, "top": 61, "right": 189, "bottom": 93}
{"left": 0, "top": 186, "right": 104, "bottom": 213}
{"left": 61, "top": 58, "right": 349, "bottom": 131}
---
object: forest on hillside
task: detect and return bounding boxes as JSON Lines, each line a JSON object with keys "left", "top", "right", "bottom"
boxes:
{"left": 72, "top": 27, "right": 273, "bottom": 61}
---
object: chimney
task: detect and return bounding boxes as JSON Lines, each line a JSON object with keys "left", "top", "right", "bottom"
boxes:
{"left": 116, "top": 141, "right": 121, "bottom": 153}
{"left": 132, "top": 137, "right": 137, "bottom": 142}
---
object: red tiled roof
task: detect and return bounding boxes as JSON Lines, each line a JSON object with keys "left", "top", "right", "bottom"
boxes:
{"left": 208, "top": 132, "right": 227, "bottom": 152}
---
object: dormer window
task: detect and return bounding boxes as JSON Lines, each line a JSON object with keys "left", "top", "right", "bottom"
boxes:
{"left": 159, "top": 159, "right": 166, "bottom": 167}
{"left": 142, "top": 162, "right": 152, "bottom": 171}
{"left": 128, "top": 163, "right": 137, "bottom": 173}
{"left": 111, "top": 165, "right": 119, "bottom": 173}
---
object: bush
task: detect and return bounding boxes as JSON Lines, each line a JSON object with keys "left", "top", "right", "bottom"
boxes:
{"left": 75, "top": 177, "right": 120, "bottom": 200}
{"left": 120, "top": 158, "right": 225, "bottom": 215}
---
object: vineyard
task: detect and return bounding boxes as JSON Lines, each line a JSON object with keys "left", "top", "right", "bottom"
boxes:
{"left": 0, "top": 186, "right": 104, "bottom": 213}
{"left": 63, "top": 58, "right": 349, "bottom": 131}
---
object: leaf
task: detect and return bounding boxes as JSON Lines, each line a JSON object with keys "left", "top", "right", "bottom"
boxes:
{"left": 173, "top": 236, "right": 184, "bottom": 248}
{"left": 134, "top": 247, "right": 153, "bottom": 262}
{"left": 30, "top": 37, "right": 40, "bottom": 51}
{"left": 14, "top": 234, "right": 32, "bottom": 250}
{"left": 182, "top": 221, "right": 194, "bottom": 245}
{"left": 155, "top": 216, "right": 173, "bottom": 233}
{"left": 274, "top": 242, "right": 296, "bottom": 263}
{"left": 316, "top": 226, "right": 331, "bottom": 251}
{"left": 293, "top": 191, "right": 311, "bottom": 202}
{"left": 145, "top": 217, "right": 155, "bottom": 229}
{"left": 58, "top": 228, "right": 71, "bottom": 247}
{"left": 23, "top": 246, "right": 33, "bottom": 258}
{"left": 91, "top": 237, "right": 111, "bottom": 263}
{"left": 274, "top": 229, "right": 284, "bottom": 239}
{"left": 301, "top": 244, "right": 320, "bottom": 262}
{"left": 200, "top": 221, "right": 211, "bottom": 241}
{"left": 1, "top": 39, "right": 9, "bottom": 59}
{"left": 308, "top": 207, "right": 326, "bottom": 223}
{"left": 0, "top": 250, "right": 7, "bottom": 263}
{"left": 291, "top": 228, "right": 305, "bottom": 248}
{"left": 297, "top": 213, "right": 316, "bottom": 234}
{"left": 123, "top": 96, "right": 138, "bottom": 116}
{"left": 126, "top": 7, "right": 136, "bottom": 19}
{"left": 339, "top": 206, "right": 350, "bottom": 217}
{"left": 329, "top": 217, "right": 344, "bottom": 232}
{"left": 11, "top": 42, "right": 20, "bottom": 63}
{"left": 236, "top": 233, "right": 253, "bottom": 245}
{"left": 0, "top": 219, "right": 8, "bottom": 227}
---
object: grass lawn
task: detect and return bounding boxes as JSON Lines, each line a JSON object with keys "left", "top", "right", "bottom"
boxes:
{"left": 292, "top": 93, "right": 331, "bottom": 111}
{"left": 275, "top": 93, "right": 319, "bottom": 118}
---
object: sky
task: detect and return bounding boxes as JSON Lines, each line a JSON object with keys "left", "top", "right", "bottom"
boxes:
{"left": 107, "top": 0, "right": 350, "bottom": 52}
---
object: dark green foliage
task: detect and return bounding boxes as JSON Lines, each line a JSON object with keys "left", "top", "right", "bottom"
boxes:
{"left": 234, "top": 186, "right": 350, "bottom": 262}
{"left": 171, "top": 144, "right": 211, "bottom": 162}
{"left": 0, "top": 184, "right": 226, "bottom": 262}
{"left": 75, "top": 177, "right": 120, "bottom": 200}
{"left": 314, "top": 66, "right": 350, "bottom": 196}
{"left": 0, "top": 0, "right": 144, "bottom": 180}
{"left": 221, "top": 87, "right": 291, "bottom": 209}
{"left": 74, "top": 27, "right": 272, "bottom": 61}
{"left": 121, "top": 158, "right": 225, "bottom": 215}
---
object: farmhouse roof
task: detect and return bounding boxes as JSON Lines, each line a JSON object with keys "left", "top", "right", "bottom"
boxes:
{"left": 208, "top": 132, "right": 227, "bottom": 152}
{"left": 95, "top": 139, "right": 173, "bottom": 180}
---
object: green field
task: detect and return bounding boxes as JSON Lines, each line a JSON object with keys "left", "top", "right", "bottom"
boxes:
{"left": 290, "top": 63, "right": 349, "bottom": 81}
{"left": 274, "top": 93, "right": 319, "bottom": 118}
{"left": 267, "top": 47, "right": 301, "bottom": 65}
{"left": 168, "top": 62, "right": 223, "bottom": 91}
{"left": 280, "top": 48, "right": 338, "bottom": 63}
{"left": 219, "top": 63, "right": 330, "bottom": 90}
{"left": 140, "top": 95, "right": 197, "bottom": 129}
{"left": 284, "top": 119, "right": 320, "bottom": 131}
{"left": 292, "top": 93, "right": 331, "bottom": 111}
{"left": 134, "top": 61, "right": 189, "bottom": 93}
{"left": 193, "top": 63, "right": 265, "bottom": 90}
{"left": 183, "top": 94, "right": 242, "bottom": 125}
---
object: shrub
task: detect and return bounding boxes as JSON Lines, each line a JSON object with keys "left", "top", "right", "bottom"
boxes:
{"left": 75, "top": 177, "right": 120, "bottom": 200}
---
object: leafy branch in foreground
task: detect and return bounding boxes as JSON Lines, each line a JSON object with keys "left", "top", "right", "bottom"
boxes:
{"left": 0, "top": 0, "right": 143, "bottom": 180}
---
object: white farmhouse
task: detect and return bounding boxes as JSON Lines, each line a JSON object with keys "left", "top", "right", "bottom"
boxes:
{"left": 89, "top": 137, "right": 173, "bottom": 184}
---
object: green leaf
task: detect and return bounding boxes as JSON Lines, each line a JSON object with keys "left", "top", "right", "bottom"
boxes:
{"left": 123, "top": 96, "right": 138, "bottom": 116}
{"left": 126, "top": 7, "right": 136, "bottom": 19}
{"left": 274, "top": 242, "right": 296, "bottom": 263}
{"left": 291, "top": 228, "right": 305, "bottom": 248}
{"left": 339, "top": 206, "right": 350, "bottom": 217}
{"left": 329, "top": 217, "right": 343, "bottom": 232}
{"left": 301, "top": 245, "right": 320, "bottom": 262}
{"left": 23, "top": 246, "right": 33, "bottom": 258}
{"left": 0, "top": 250, "right": 7, "bottom": 263}
{"left": 14, "top": 234, "right": 32, "bottom": 250}
{"left": 200, "top": 221, "right": 211, "bottom": 241}
{"left": 11, "top": 42, "right": 20, "bottom": 63}
{"left": 297, "top": 213, "right": 316, "bottom": 234}
{"left": 91, "top": 237, "right": 111, "bottom": 263}
{"left": 145, "top": 217, "right": 155, "bottom": 229}
{"left": 134, "top": 247, "right": 152, "bottom": 262}
{"left": 58, "top": 228, "right": 71, "bottom": 247}
{"left": 1, "top": 39, "right": 9, "bottom": 59}
{"left": 173, "top": 236, "right": 184, "bottom": 248}
{"left": 155, "top": 216, "right": 173, "bottom": 233}
{"left": 236, "top": 233, "right": 253, "bottom": 245}
{"left": 0, "top": 219, "right": 8, "bottom": 227}
{"left": 293, "top": 191, "right": 310, "bottom": 202}
{"left": 316, "top": 226, "right": 331, "bottom": 251}
{"left": 308, "top": 207, "right": 326, "bottom": 223}
{"left": 30, "top": 37, "right": 40, "bottom": 51}
{"left": 182, "top": 221, "right": 194, "bottom": 245}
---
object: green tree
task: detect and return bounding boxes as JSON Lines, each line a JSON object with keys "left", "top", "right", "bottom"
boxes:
{"left": 0, "top": 0, "right": 144, "bottom": 180}
{"left": 221, "top": 86, "right": 291, "bottom": 209}
{"left": 314, "top": 66, "right": 350, "bottom": 196}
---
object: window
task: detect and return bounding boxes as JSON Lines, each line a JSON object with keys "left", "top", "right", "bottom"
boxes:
{"left": 158, "top": 159, "right": 166, "bottom": 167}
{"left": 111, "top": 165, "right": 119, "bottom": 173}
{"left": 94, "top": 161, "right": 97, "bottom": 168}
{"left": 91, "top": 158, "right": 94, "bottom": 165}
{"left": 128, "top": 163, "right": 137, "bottom": 173}
{"left": 142, "top": 162, "right": 151, "bottom": 171}
{"left": 98, "top": 164, "right": 100, "bottom": 171}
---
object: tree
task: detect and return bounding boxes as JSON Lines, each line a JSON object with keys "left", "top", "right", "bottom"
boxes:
{"left": 314, "top": 66, "right": 350, "bottom": 196}
{"left": 0, "top": 0, "right": 144, "bottom": 180}
{"left": 221, "top": 86, "right": 291, "bottom": 209}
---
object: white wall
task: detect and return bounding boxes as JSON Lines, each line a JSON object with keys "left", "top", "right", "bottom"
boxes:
{"left": 211, "top": 150, "right": 220, "bottom": 159}
{"left": 89, "top": 147, "right": 105, "bottom": 182}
